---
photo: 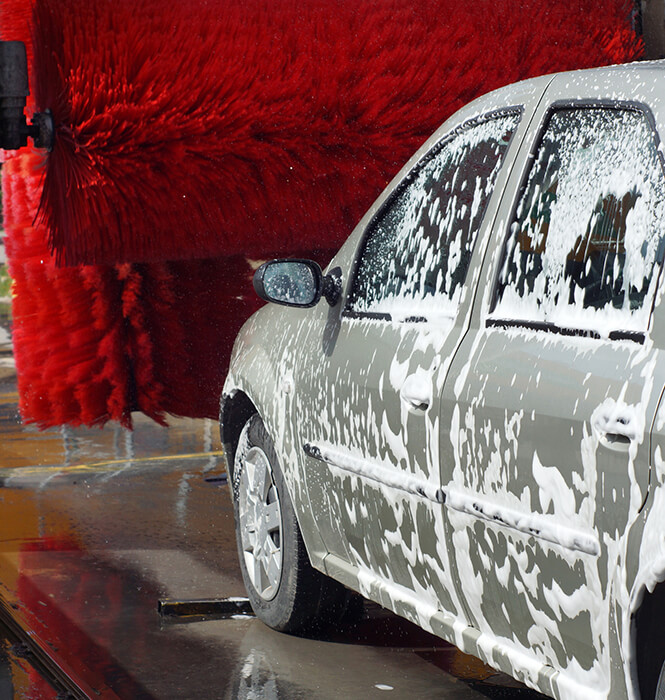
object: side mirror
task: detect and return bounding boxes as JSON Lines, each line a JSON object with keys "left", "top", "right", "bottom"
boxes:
{"left": 253, "top": 259, "right": 342, "bottom": 308}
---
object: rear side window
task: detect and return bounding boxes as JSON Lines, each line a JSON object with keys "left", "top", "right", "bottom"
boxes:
{"left": 347, "top": 112, "right": 520, "bottom": 322}
{"left": 491, "top": 106, "right": 665, "bottom": 337}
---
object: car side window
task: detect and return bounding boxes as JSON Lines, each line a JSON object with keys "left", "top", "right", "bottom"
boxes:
{"left": 347, "top": 112, "right": 521, "bottom": 322}
{"left": 491, "top": 106, "right": 665, "bottom": 337}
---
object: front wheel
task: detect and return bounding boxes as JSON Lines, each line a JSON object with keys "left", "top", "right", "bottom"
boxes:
{"left": 232, "top": 414, "right": 352, "bottom": 634}
{"left": 657, "top": 661, "right": 665, "bottom": 700}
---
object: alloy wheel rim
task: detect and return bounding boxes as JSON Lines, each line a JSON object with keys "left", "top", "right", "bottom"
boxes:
{"left": 238, "top": 446, "right": 283, "bottom": 600}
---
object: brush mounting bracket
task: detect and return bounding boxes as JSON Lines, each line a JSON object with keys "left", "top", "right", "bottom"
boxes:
{"left": 0, "top": 41, "right": 54, "bottom": 151}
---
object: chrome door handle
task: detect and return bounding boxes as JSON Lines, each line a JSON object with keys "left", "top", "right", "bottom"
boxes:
{"left": 400, "top": 373, "right": 431, "bottom": 411}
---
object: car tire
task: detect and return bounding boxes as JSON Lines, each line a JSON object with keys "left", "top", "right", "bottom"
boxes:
{"left": 232, "top": 414, "right": 351, "bottom": 634}
{"left": 657, "top": 661, "right": 665, "bottom": 700}
{"left": 636, "top": 585, "right": 665, "bottom": 700}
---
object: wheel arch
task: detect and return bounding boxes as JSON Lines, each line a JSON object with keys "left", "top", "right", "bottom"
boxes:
{"left": 220, "top": 389, "right": 258, "bottom": 481}
{"left": 221, "top": 387, "right": 331, "bottom": 571}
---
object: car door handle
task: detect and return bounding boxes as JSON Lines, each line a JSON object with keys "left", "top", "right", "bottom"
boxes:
{"left": 591, "top": 403, "right": 639, "bottom": 453}
{"left": 597, "top": 428, "right": 632, "bottom": 451}
{"left": 400, "top": 373, "right": 431, "bottom": 411}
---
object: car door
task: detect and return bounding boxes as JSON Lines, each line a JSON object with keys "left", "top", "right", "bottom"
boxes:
{"left": 440, "top": 71, "right": 665, "bottom": 694}
{"left": 292, "top": 83, "right": 550, "bottom": 624}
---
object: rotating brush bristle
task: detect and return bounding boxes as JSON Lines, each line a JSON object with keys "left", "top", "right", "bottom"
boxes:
{"left": 0, "top": 0, "right": 644, "bottom": 428}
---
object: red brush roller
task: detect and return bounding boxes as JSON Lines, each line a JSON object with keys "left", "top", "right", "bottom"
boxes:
{"left": 0, "top": 0, "right": 643, "bottom": 428}
{"left": 27, "top": 0, "right": 644, "bottom": 267}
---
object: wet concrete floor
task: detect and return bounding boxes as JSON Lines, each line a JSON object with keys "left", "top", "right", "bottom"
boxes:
{"left": 0, "top": 373, "right": 547, "bottom": 699}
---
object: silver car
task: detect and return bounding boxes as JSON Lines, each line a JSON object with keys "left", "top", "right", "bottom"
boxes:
{"left": 220, "top": 61, "right": 665, "bottom": 700}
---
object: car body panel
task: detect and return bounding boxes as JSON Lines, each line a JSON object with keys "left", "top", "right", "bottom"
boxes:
{"left": 222, "top": 61, "right": 665, "bottom": 700}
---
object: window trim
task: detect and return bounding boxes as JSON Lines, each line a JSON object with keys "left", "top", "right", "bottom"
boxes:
{"left": 487, "top": 99, "right": 665, "bottom": 344}
{"left": 342, "top": 106, "right": 524, "bottom": 322}
{"left": 486, "top": 318, "right": 645, "bottom": 344}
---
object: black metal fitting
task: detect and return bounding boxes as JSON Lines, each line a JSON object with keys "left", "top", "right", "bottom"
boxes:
{"left": 0, "top": 41, "right": 53, "bottom": 151}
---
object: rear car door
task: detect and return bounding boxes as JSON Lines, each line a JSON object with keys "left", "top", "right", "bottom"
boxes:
{"left": 440, "top": 71, "right": 665, "bottom": 695}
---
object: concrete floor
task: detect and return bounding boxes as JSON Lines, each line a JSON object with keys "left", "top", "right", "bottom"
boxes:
{"left": 0, "top": 370, "right": 546, "bottom": 699}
